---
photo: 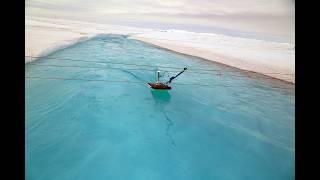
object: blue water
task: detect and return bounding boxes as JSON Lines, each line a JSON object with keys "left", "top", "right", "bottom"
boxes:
{"left": 26, "top": 35, "right": 295, "bottom": 180}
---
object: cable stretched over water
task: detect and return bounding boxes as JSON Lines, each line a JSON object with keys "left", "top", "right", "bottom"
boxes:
{"left": 26, "top": 60, "right": 294, "bottom": 83}
{"left": 25, "top": 76, "right": 294, "bottom": 90}
{"left": 25, "top": 55, "right": 294, "bottom": 76}
{"left": 27, "top": 63, "right": 263, "bottom": 78}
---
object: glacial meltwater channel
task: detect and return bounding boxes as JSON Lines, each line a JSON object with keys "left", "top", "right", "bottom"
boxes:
{"left": 26, "top": 35, "right": 295, "bottom": 180}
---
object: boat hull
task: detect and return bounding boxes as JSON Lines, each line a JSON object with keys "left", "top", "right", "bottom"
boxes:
{"left": 147, "top": 83, "right": 172, "bottom": 90}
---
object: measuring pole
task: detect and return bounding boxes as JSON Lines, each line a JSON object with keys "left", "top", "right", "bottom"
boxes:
{"left": 166, "top": 67, "right": 187, "bottom": 84}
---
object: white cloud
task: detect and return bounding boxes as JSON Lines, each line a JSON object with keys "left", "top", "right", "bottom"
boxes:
{"left": 26, "top": 0, "right": 295, "bottom": 42}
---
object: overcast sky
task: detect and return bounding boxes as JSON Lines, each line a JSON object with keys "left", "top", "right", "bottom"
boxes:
{"left": 26, "top": 0, "right": 295, "bottom": 43}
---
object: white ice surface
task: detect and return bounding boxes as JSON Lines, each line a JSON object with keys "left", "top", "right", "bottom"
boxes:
{"left": 129, "top": 30, "right": 295, "bottom": 83}
{"left": 25, "top": 16, "right": 152, "bottom": 63}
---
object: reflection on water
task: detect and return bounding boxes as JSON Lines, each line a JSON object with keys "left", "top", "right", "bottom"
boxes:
{"left": 150, "top": 89, "right": 176, "bottom": 147}
{"left": 150, "top": 89, "right": 171, "bottom": 105}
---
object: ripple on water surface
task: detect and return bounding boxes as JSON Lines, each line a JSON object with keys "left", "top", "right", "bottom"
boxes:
{"left": 26, "top": 35, "right": 295, "bottom": 180}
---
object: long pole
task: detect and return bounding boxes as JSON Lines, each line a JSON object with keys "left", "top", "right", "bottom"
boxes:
{"left": 166, "top": 67, "right": 187, "bottom": 84}
{"left": 156, "top": 71, "right": 161, "bottom": 83}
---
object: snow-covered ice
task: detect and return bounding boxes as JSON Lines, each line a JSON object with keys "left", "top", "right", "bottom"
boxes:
{"left": 129, "top": 30, "right": 295, "bottom": 83}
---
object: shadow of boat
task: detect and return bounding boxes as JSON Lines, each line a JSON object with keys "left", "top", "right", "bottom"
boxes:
{"left": 150, "top": 89, "right": 171, "bottom": 105}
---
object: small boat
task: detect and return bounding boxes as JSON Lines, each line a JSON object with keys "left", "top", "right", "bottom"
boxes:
{"left": 148, "top": 67, "right": 187, "bottom": 90}
{"left": 147, "top": 82, "right": 171, "bottom": 90}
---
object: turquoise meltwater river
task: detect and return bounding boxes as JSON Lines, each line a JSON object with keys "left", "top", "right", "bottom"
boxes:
{"left": 26, "top": 35, "right": 295, "bottom": 180}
